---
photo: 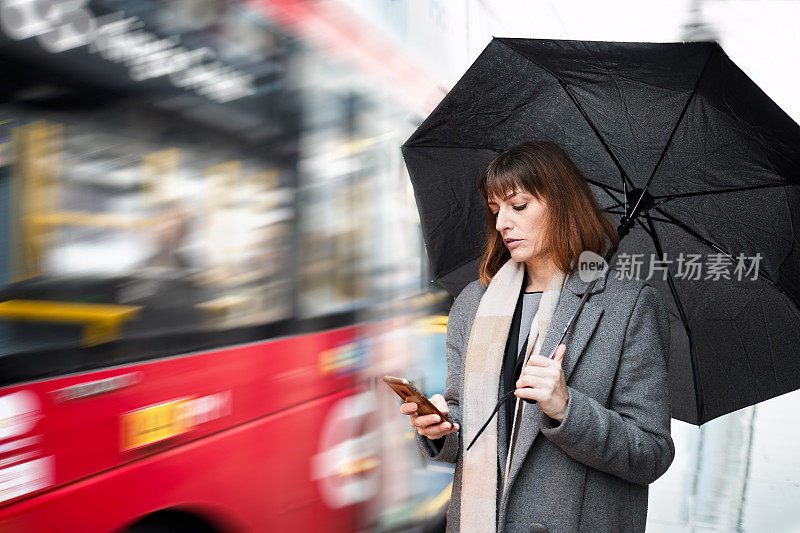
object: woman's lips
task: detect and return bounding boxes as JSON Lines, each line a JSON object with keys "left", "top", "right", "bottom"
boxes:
{"left": 505, "top": 239, "right": 522, "bottom": 250}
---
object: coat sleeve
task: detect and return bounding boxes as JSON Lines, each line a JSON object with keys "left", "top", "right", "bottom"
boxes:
{"left": 415, "top": 283, "right": 475, "bottom": 463}
{"left": 539, "top": 284, "right": 675, "bottom": 485}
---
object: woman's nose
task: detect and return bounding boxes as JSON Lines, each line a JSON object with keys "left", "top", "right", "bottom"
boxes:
{"left": 496, "top": 209, "right": 512, "bottom": 232}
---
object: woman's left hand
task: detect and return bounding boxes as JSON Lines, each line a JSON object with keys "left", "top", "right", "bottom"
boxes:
{"left": 515, "top": 344, "right": 570, "bottom": 422}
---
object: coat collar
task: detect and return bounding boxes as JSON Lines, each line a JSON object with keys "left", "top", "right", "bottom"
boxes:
{"left": 563, "top": 263, "right": 611, "bottom": 297}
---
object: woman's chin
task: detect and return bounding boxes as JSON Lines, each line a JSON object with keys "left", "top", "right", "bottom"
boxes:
{"left": 509, "top": 250, "right": 532, "bottom": 263}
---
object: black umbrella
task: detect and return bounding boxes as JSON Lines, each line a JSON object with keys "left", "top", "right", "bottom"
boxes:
{"left": 401, "top": 38, "right": 800, "bottom": 425}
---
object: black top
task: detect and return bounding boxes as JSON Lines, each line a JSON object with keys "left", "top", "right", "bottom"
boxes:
{"left": 500, "top": 274, "right": 542, "bottom": 443}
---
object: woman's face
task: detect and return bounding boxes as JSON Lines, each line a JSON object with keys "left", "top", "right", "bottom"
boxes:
{"left": 488, "top": 189, "right": 549, "bottom": 264}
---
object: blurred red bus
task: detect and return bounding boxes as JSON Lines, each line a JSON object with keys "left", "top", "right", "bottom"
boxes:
{"left": 0, "top": 1, "right": 439, "bottom": 529}
{"left": 0, "top": 11, "right": 383, "bottom": 530}
{"left": 0, "top": 287, "right": 378, "bottom": 532}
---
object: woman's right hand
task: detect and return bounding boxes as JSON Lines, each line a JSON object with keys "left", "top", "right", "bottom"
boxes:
{"left": 400, "top": 393, "right": 460, "bottom": 439}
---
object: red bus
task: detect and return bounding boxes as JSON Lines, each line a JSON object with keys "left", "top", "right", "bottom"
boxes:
{"left": 0, "top": 4, "right": 402, "bottom": 530}
{"left": 0, "top": 316, "right": 376, "bottom": 532}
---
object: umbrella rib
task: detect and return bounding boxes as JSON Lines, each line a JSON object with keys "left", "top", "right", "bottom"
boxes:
{"left": 652, "top": 206, "right": 782, "bottom": 291}
{"left": 757, "top": 298, "right": 781, "bottom": 394}
{"left": 560, "top": 80, "right": 634, "bottom": 192}
{"left": 585, "top": 178, "right": 623, "bottom": 194}
{"left": 607, "top": 209, "right": 673, "bottom": 225}
{"left": 559, "top": 81, "right": 635, "bottom": 194}
{"left": 634, "top": 45, "right": 717, "bottom": 218}
{"left": 590, "top": 183, "right": 625, "bottom": 213}
{"left": 643, "top": 212, "right": 702, "bottom": 424}
{"left": 634, "top": 216, "right": 654, "bottom": 238}
{"left": 651, "top": 182, "right": 798, "bottom": 207}
{"left": 496, "top": 39, "right": 634, "bottom": 194}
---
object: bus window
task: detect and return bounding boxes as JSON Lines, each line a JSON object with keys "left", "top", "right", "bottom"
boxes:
{"left": 0, "top": 57, "right": 299, "bottom": 384}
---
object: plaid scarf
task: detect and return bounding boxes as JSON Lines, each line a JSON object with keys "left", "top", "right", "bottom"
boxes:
{"left": 460, "top": 259, "right": 567, "bottom": 533}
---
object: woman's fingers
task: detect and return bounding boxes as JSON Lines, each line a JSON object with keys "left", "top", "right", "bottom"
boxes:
{"left": 521, "top": 366, "right": 559, "bottom": 380}
{"left": 400, "top": 402, "right": 418, "bottom": 415}
{"left": 515, "top": 375, "right": 556, "bottom": 405}
{"left": 515, "top": 366, "right": 570, "bottom": 422}
{"left": 527, "top": 354, "right": 556, "bottom": 368}
{"left": 412, "top": 413, "right": 445, "bottom": 428}
{"left": 516, "top": 374, "right": 552, "bottom": 391}
{"left": 409, "top": 410, "right": 460, "bottom": 438}
{"left": 417, "top": 420, "right": 460, "bottom": 439}
{"left": 400, "top": 394, "right": 459, "bottom": 439}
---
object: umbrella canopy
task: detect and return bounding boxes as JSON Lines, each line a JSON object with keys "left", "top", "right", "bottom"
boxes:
{"left": 401, "top": 38, "right": 800, "bottom": 425}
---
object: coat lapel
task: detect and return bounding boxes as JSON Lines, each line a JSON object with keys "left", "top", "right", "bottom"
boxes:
{"left": 498, "top": 396, "right": 510, "bottom": 480}
{"left": 502, "top": 268, "right": 608, "bottom": 492}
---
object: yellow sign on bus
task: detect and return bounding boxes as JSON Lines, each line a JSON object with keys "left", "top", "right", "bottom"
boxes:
{"left": 120, "top": 392, "right": 232, "bottom": 451}
{"left": 120, "top": 398, "right": 195, "bottom": 451}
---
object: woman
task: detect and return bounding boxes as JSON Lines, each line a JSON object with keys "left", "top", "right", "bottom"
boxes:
{"left": 400, "top": 141, "right": 674, "bottom": 532}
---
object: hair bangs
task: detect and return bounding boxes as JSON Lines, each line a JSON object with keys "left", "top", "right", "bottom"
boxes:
{"left": 481, "top": 155, "right": 543, "bottom": 206}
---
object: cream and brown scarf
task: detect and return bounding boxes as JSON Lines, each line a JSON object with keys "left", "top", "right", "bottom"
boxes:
{"left": 460, "top": 258, "right": 567, "bottom": 533}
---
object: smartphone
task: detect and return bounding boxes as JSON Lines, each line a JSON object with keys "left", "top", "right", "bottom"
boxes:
{"left": 383, "top": 375, "right": 453, "bottom": 425}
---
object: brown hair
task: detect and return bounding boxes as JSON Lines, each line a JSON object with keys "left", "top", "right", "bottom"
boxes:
{"left": 477, "top": 141, "right": 619, "bottom": 286}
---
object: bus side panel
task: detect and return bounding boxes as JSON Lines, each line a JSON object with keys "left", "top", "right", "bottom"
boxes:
{"left": 0, "top": 387, "right": 373, "bottom": 532}
{"left": 0, "top": 326, "right": 374, "bottom": 531}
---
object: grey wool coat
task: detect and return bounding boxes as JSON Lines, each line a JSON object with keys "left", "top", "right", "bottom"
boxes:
{"left": 417, "top": 268, "right": 674, "bottom": 533}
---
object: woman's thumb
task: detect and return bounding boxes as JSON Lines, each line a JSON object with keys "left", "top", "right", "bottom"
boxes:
{"left": 431, "top": 393, "right": 448, "bottom": 412}
{"left": 553, "top": 344, "right": 567, "bottom": 362}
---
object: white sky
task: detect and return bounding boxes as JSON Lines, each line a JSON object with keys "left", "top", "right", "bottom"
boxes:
{"left": 473, "top": 0, "right": 800, "bottom": 122}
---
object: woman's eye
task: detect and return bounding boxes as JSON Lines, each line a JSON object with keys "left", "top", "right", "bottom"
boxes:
{"left": 513, "top": 204, "right": 527, "bottom": 211}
